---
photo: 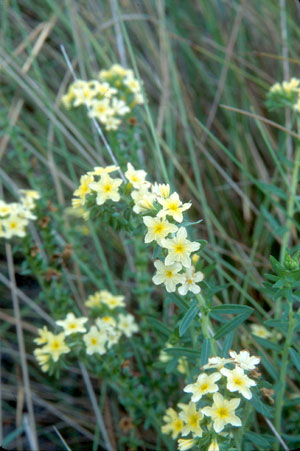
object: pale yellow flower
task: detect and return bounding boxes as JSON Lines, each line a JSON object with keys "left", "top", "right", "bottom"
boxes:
{"left": 202, "top": 393, "right": 241, "bottom": 433}
{"left": 177, "top": 438, "right": 196, "bottom": 451}
{"left": 0, "top": 201, "right": 12, "bottom": 217}
{"left": 208, "top": 438, "right": 219, "bottom": 451}
{"left": 1, "top": 214, "right": 28, "bottom": 238}
{"left": 56, "top": 313, "right": 88, "bottom": 335}
{"left": 229, "top": 350, "right": 260, "bottom": 371}
{"left": 42, "top": 332, "right": 70, "bottom": 362}
{"left": 101, "top": 291, "right": 126, "bottom": 309}
{"left": 161, "top": 227, "right": 200, "bottom": 268}
{"left": 161, "top": 408, "right": 183, "bottom": 439}
{"left": 201, "top": 357, "right": 232, "bottom": 372}
{"left": 178, "top": 266, "right": 204, "bottom": 295}
{"left": 89, "top": 173, "right": 123, "bottom": 205}
{"left": 85, "top": 291, "right": 102, "bottom": 308}
{"left": 89, "top": 98, "right": 114, "bottom": 122}
{"left": 34, "top": 326, "right": 51, "bottom": 345}
{"left": 131, "top": 187, "right": 155, "bottom": 214}
{"left": 151, "top": 183, "right": 170, "bottom": 199}
{"left": 111, "top": 98, "right": 130, "bottom": 116}
{"left": 73, "top": 174, "right": 94, "bottom": 203}
{"left": 152, "top": 260, "right": 185, "bottom": 293}
{"left": 250, "top": 324, "right": 271, "bottom": 339}
{"left": 183, "top": 372, "right": 221, "bottom": 402}
{"left": 221, "top": 366, "right": 256, "bottom": 400}
{"left": 117, "top": 313, "right": 138, "bottom": 337}
{"left": 178, "top": 401, "right": 203, "bottom": 437}
{"left": 34, "top": 348, "right": 50, "bottom": 373}
{"left": 88, "top": 165, "right": 119, "bottom": 176}
{"left": 83, "top": 326, "right": 107, "bottom": 355}
{"left": 124, "top": 76, "right": 142, "bottom": 93}
{"left": 143, "top": 215, "right": 177, "bottom": 245}
{"left": 158, "top": 192, "right": 191, "bottom": 223}
{"left": 96, "top": 316, "right": 117, "bottom": 330}
{"left": 125, "top": 163, "right": 148, "bottom": 189}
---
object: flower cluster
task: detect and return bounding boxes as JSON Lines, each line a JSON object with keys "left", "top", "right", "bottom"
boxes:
{"left": 159, "top": 343, "right": 188, "bottom": 375}
{"left": 0, "top": 190, "right": 40, "bottom": 239}
{"left": 72, "top": 162, "right": 204, "bottom": 295}
{"left": 62, "top": 64, "right": 144, "bottom": 131}
{"left": 267, "top": 77, "right": 300, "bottom": 112}
{"left": 161, "top": 351, "right": 260, "bottom": 450}
{"left": 125, "top": 163, "right": 204, "bottom": 295}
{"left": 72, "top": 165, "right": 123, "bottom": 218}
{"left": 34, "top": 290, "right": 138, "bottom": 374}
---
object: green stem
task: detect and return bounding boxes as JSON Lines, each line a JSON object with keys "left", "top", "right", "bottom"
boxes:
{"left": 196, "top": 293, "right": 218, "bottom": 355}
{"left": 274, "top": 302, "right": 296, "bottom": 444}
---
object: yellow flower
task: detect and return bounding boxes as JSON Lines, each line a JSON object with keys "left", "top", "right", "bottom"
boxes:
{"left": 111, "top": 98, "right": 130, "bottom": 116}
{"left": 73, "top": 174, "right": 94, "bottom": 203}
{"left": 83, "top": 326, "right": 107, "bottom": 355}
{"left": 89, "top": 173, "right": 123, "bottom": 205}
{"left": 202, "top": 393, "right": 241, "bottom": 433}
{"left": 96, "top": 316, "right": 117, "bottom": 329}
{"left": 56, "top": 313, "right": 88, "bottom": 335}
{"left": 208, "top": 438, "right": 219, "bottom": 451}
{"left": 177, "top": 438, "right": 196, "bottom": 451}
{"left": 34, "top": 326, "right": 51, "bottom": 345}
{"left": 85, "top": 291, "right": 102, "bottom": 308}
{"left": 117, "top": 313, "right": 139, "bottom": 337}
{"left": 152, "top": 260, "right": 185, "bottom": 293}
{"left": 89, "top": 98, "right": 114, "bottom": 122}
{"left": 229, "top": 350, "right": 260, "bottom": 371}
{"left": 73, "top": 81, "right": 98, "bottom": 107}
{"left": 88, "top": 165, "right": 119, "bottom": 176}
{"left": 178, "top": 266, "right": 204, "bottom": 295}
{"left": 0, "top": 201, "right": 12, "bottom": 217}
{"left": 201, "top": 357, "right": 232, "bottom": 372}
{"left": 124, "top": 76, "right": 142, "bottom": 93}
{"left": 151, "top": 183, "right": 170, "bottom": 199}
{"left": 42, "top": 332, "right": 70, "bottom": 362}
{"left": 34, "top": 348, "right": 50, "bottom": 373}
{"left": 183, "top": 372, "right": 221, "bottom": 402}
{"left": 143, "top": 215, "right": 177, "bottom": 245}
{"left": 250, "top": 324, "right": 271, "bottom": 339}
{"left": 282, "top": 77, "right": 300, "bottom": 94}
{"left": 177, "top": 357, "right": 188, "bottom": 374}
{"left": 104, "top": 116, "right": 121, "bottom": 131}
{"left": 161, "top": 408, "right": 183, "bottom": 439}
{"left": 161, "top": 227, "right": 200, "bottom": 268}
{"left": 101, "top": 291, "right": 126, "bottom": 309}
{"left": 178, "top": 401, "right": 203, "bottom": 437}
{"left": 1, "top": 214, "right": 28, "bottom": 238}
{"left": 158, "top": 192, "right": 191, "bottom": 223}
{"left": 131, "top": 187, "right": 155, "bottom": 214}
{"left": 220, "top": 366, "right": 256, "bottom": 400}
{"left": 125, "top": 163, "right": 148, "bottom": 189}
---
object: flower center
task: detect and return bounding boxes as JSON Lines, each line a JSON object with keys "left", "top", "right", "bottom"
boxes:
{"left": 217, "top": 407, "right": 228, "bottom": 419}
{"left": 200, "top": 383, "right": 209, "bottom": 391}
{"left": 52, "top": 341, "right": 60, "bottom": 349}
{"left": 233, "top": 377, "right": 243, "bottom": 386}
{"left": 154, "top": 224, "right": 164, "bottom": 234}
{"left": 104, "top": 184, "right": 112, "bottom": 192}
{"left": 174, "top": 419, "right": 182, "bottom": 431}
{"left": 175, "top": 244, "right": 185, "bottom": 254}
{"left": 165, "top": 270, "right": 173, "bottom": 278}
{"left": 168, "top": 203, "right": 178, "bottom": 212}
{"left": 189, "top": 414, "right": 199, "bottom": 427}
{"left": 91, "top": 337, "right": 97, "bottom": 345}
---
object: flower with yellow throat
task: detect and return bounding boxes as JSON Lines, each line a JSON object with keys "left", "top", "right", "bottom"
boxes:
{"left": 202, "top": 392, "right": 241, "bottom": 433}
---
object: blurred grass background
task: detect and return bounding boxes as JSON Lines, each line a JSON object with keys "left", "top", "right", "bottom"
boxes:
{"left": 1, "top": 0, "right": 300, "bottom": 449}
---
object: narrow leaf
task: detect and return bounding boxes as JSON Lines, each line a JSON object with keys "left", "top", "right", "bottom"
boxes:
{"left": 211, "top": 304, "right": 253, "bottom": 315}
{"left": 164, "top": 347, "right": 201, "bottom": 358}
{"left": 214, "top": 311, "right": 251, "bottom": 340}
{"left": 179, "top": 299, "right": 200, "bottom": 337}
{"left": 290, "top": 348, "right": 300, "bottom": 372}
{"left": 200, "top": 338, "right": 211, "bottom": 366}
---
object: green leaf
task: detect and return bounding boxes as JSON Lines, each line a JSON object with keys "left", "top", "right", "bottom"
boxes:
{"left": 257, "top": 182, "right": 287, "bottom": 200}
{"left": 250, "top": 392, "right": 273, "bottom": 418}
{"left": 290, "top": 348, "right": 300, "bottom": 372}
{"left": 164, "top": 347, "right": 201, "bottom": 358}
{"left": 264, "top": 319, "right": 289, "bottom": 331}
{"left": 152, "top": 244, "right": 161, "bottom": 259}
{"left": 211, "top": 304, "right": 253, "bottom": 315}
{"left": 245, "top": 432, "right": 275, "bottom": 448}
{"left": 200, "top": 338, "right": 211, "bottom": 366}
{"left": 221, "top": 331, "right": 234, "bottom": 357}
{"left": 181, "top": 219, "right": 203, "bottom": 227}
{"left": 260, "top": 354, "right": 277, "bottom": 380}
{"left": 145, "top": 316, "right": 171, "bottom": 337}
{"left": 253, "top": 336, "right": 281, "bottom": 352}
{"left": 179, "top": 299, "right": 200, "bottom": 337}
{"left": 214, "top": 311, "right": 251, "bottom": 340}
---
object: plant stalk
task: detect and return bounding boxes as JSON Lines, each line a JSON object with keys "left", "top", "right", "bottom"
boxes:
{"left": 196, "top": 293, "right": 218, "bottom": 355}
